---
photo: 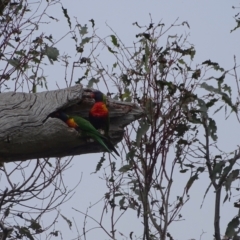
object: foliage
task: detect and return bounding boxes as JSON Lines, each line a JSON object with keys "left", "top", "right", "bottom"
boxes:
{"left": 231, "top": 5, "right": 240, "bottom": 33}
{"left": 69, "top": 17, "right": 240, "bottom": 240}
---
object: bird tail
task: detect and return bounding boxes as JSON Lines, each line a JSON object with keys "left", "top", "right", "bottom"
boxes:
{"left": 103, "top": 136, "right": 120, "bottom": 157}
{"left": 91, "top": 134, "right": 118, "bottom": 160}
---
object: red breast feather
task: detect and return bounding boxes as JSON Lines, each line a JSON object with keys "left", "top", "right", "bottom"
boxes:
{"left": 89, "top": 102, "right": 109, "bottom": 131}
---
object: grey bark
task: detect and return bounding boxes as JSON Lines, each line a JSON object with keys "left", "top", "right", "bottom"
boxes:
{"left": 0, "top": 85, "right": 143, "bottom": 162}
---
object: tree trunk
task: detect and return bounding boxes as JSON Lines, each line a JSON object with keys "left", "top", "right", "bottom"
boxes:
{"left": 0, "top": 85, "right": 142, "bottom": 162}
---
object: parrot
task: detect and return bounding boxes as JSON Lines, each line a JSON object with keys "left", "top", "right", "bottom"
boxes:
{"left": 51, "top": 111, "right": 119, "bottom": 159}
{"left": 89, "top": 91, "right": 120, "bottom": 157}
{"left": 89, "top": 90, "right": 109, "bottom": 136}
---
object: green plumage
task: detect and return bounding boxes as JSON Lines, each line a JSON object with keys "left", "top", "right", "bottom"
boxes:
{"left": 73, "top": 115, "right": 118, "bottom": 159}
{"left": 73, "top": 116, "right": 111, "bottom": 150}
{"left": 52, "top": 112, "right": 118, "bottom": 159}
{"left": 89, "top": 91, "right": 120, "bottom": 157}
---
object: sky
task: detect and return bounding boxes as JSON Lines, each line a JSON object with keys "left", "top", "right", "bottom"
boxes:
{"left": 3, "top": 1, "right": 240, "bottom": 240}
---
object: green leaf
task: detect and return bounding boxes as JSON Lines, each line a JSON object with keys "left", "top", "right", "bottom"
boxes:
{"left": 130, "top": 232, "right": 133, "bottom": 240}
{"left": 145, "top": 98, "right": 154, "bottom": 122}
{"left": 185, "top": 109, "right": 202, "bottom": 124}
{"left": 76, "top": 46, "right": 84, "bottom": 53}
{"left": 200, "top": 182, "right": 212, "bottom": 208}
{"left": 119, "top": 196, "right": 126, "bottom": 209}
{"left": 201, "top": 82, "right": 218, "bottom": 93}
{"left": 230, "top": 19, "right": 240, "bottom": 33}
{"left": 144, "top": 41, "right": 150, "bottom": 72}
{"left": 44, "top": 46, "right": 59, "bottom": 64}
{"left": 112, "top": 62, "right": 117, "bottom": 69}
{"left": 50, "top": 231, "right": 59, "bottom": 237}
{"left": 206, "top": 98, "right": 218, "bottom": 109}
{"left": 216, "top": 72, "right": 226, "bottom": 86}
{"left": 221, "top": 93, "right": 237, "bottom": 113}
{"left": 7, "top": 58, "right": 20, "bottom": 68}
{"left": 45, "top": 34, "right": 54, "bottom": 43}
{"left": 222, "top": 163, "right": 234, "bottom": 179}
{"left": 192, "top": 69, "right": 201, "bottom": 79}
{"left": 212, "top": 161, "right": 225, "bottom": 179}
{"left": 182, "top": 21, "right": 190, "bottom": 28}
{"left": 153, "top": 184, "right": 162, "bottom": 190}
{"left": 185, "top": 173, "right": 198, "bottom": 194}
{"left": 93, "top": 155, "right": 106, "bottom": 173}
{"left": 197, "top": 167, "right": 205, "bottom": 173}
{"left": 132, "top": 46, "right": 143, "bottom": 59}
{"left": 113, "top": 94, "right": 119, "bottom": 100}
{"left": 126, "top": 148, "right": 136, "bottom": 162}
{"left": 15, "top": 50, "right": 26, "bottom": 56}
{"left": 202, "top": 60, "right": 224, "bottom": 71}
{"left": 7, "top": 42, "right": 15, "bottom": 48}
{"left": 60, "top": 214, "right": 72, "bottom": 229}
{"left": 214, "top": 155, "right": 222, "bottom": 160}
{"left": 177, "top": 138, "right": 189, "bottom": 145}
{"left": 208, "top": 118, "right": 217, "bottom": 141}
{"left": 168, "top": 34, "right": 177, "bottom": 39}
{"left": 136, "top": 120, "right": 149, "bottom": 147}
{"left": 201, "top": 82, "right": 237, "bottom": 113}
{"left": 80, "top": 37, "right": 92, "bottom": 46}
{"left": 32, "top": 83, "right": 37, "bottom": 93}
{"left": 75, "top": 76, "right": 86, "bottom": 84}
{"left": 189, "top": 47, "right": 196, "bottom": 60}
{"left": 136, "top": 33, "right": 151, "bottom": 40}
{"left": 62, "top": 6, "right": 71, "bottom": 29}
{"left": 178, "top": 59, "right": 186, "bottom": 65}
{"left": 173, "top": 46, "right": 195, "bottom": 60}
{"left": 111, "top": 161, "right": 116, "bottom": 172}
{"left": 29, "top": 219, "right": 42, "bottom": 232}
{"left": 114, "top": 193, "right": 123, "bottom": 197}
{"left": 89, "top": 19, "right": 95, "bottom": 28}
{"left": 84, "top": 68, "right": 90, "bottom": 76}
{"left": 197, "top": 99, "right": 208, "bottom": 116}
{"left": 133, "top": 22, "right": 142, "bottom": 28}
{"left": 225, "top": 216, "right": 240, "bottom": 237}
{"left": 184, "top": 164, "right": 195, "bottom": 168}
{"left": 119, "top": 165, "right": 132, "bottom": 173}
{"left": 87, "top": 77, "right": 99, "bottom": 88}
{"left": 213, "top": 104, "right": 224, "bottom": 115}
{"left": 79, "top": 24, "right": 88, "bottom": 35}
{"left": 18, "top": 227, "right": 34, "bottom": 240}
{"left": 107, "top": 46, "right": 118, "bottom": 54}
{"left": 121, "top": 74, "right": 130, "bottom": 86}
{"left": 4, "top": 207, "right": 10, "bottom": 217}
{"left": 122, "top": 87, "right": 132, "bottom": 102}
{"left": 225, "top": 169, "right": 240, "bottom": 192}
{"left": 110, "top": 35, "right": 119, "bottom": 47}
{"left": 223, "top": 193, "right": 229, "bottom": 204}
{"left": 156, "top": 80, "right": 177, "bottom": 95}
{"left": 222, "top": 84, "right": 232, "bottom": 96}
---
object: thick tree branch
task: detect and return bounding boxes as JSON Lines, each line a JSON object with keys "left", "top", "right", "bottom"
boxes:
{"left": 0, "top": 85, "right": 143, "bottom": 162}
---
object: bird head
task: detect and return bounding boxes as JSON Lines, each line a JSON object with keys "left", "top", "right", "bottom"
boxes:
{"left": 50, "top": 111, "right": 69, "bottom": 122}
{"left": 91, "top": 91, "right": 105, "bottom": 102}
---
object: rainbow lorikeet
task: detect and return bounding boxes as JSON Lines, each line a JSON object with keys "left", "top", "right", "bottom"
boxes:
{"left": 51, "top": 111, "right": 119, "bottom": 159}
{"left": 89, "top": 91, "right": 120, "bottom": 157}
{"left": 89, "top": 91, "right": 109, "bottom": 136}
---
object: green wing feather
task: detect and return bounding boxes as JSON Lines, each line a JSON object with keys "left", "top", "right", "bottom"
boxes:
{"left": 70, "top": 115, "right": 117, "bottom": 159}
